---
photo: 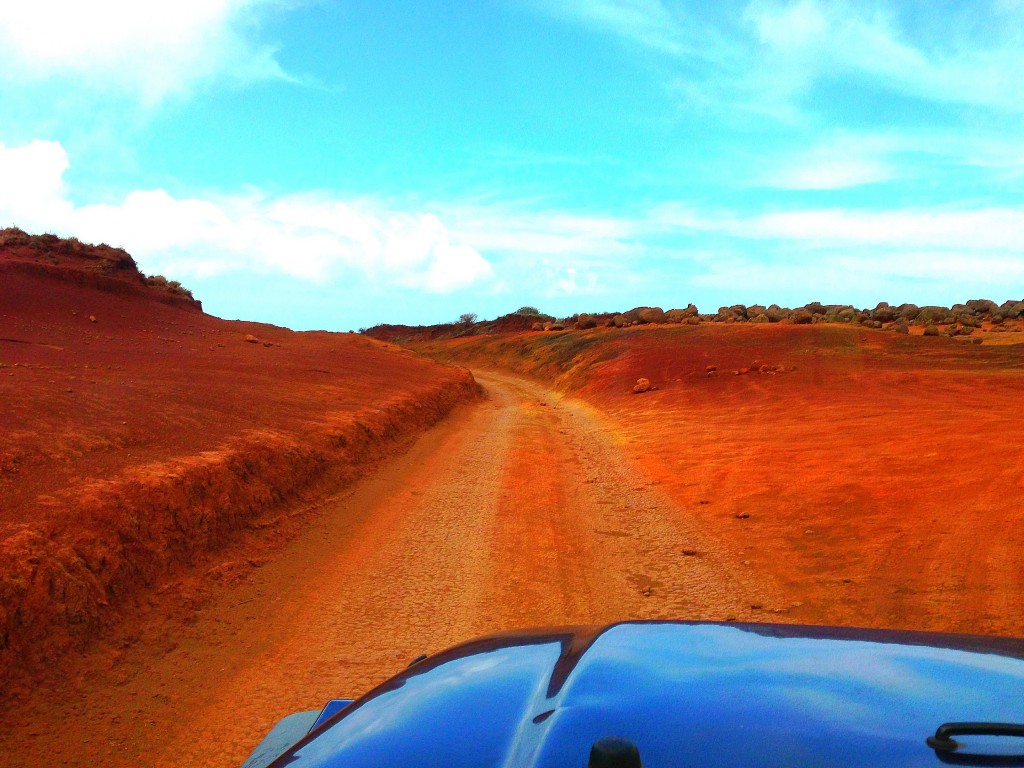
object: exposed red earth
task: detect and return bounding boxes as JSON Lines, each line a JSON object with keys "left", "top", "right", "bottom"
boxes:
{"left": 412, "top": 322, "right": 1024, "bottom": 636}
{"left": 0, "top": 232, "right": 477, "bottom": 696}
{"left": 2, "top": 231, "right": 1023, "bottom": 767}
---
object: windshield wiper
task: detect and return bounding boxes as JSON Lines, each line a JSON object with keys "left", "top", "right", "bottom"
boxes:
{"left": 927, "top": 722, "right": 1024, "bottom": 766}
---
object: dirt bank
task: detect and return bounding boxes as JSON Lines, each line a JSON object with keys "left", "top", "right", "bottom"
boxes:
{"left": 413, "top": 324, "right": 1024, "bottom": 637}
{"left": 0, "top": 239, "right": 479, "bottom": 690}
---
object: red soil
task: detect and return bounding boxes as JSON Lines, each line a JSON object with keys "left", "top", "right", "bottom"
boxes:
{"left": 0, "top": 242, "right": 478, "bottom": 690}
{"left": 413, "top": 322, "right": 1024, "bottom": 636}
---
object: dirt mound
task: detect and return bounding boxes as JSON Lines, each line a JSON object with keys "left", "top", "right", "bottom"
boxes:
{"left": 0, "top": 233, "right": 479, "bottom": 688}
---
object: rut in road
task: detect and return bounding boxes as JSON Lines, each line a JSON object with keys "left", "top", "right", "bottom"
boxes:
{"left": 0, "top": 371, "right": 772, "bottom": 768}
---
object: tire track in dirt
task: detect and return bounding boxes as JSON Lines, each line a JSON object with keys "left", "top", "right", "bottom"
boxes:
{"left": 479, "top": 370, "right": 771, "bottom": 628}
{"left": 0, "top": 370, "right": 770, "bottom": 768}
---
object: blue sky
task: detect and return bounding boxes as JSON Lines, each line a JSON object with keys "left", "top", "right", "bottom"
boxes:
{"left": 1, "top": 0, "right": 1023, "bottom": 330}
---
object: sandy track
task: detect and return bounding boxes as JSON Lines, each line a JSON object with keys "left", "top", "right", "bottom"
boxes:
{"left": 0, "top": 371, "right": 769, "bottom": 768}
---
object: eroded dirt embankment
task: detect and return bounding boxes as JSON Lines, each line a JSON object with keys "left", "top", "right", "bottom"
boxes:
{"left": 411, "top": 324, "right": 1024, "bottom": 637}
{"left": 0, "top": 244, "right": 479, "bottom": 689}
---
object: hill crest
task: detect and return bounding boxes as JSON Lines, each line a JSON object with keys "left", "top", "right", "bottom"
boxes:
{"left": 0, "top": 228, "right": 202, "bottom": 312}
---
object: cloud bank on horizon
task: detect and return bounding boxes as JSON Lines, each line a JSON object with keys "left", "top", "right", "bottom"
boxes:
{"left": 1, "top": 0, "right": 1022, "bottom": 330}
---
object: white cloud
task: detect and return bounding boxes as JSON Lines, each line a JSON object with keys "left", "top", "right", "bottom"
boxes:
{"left": 744, "top": 0, "right": 1024, "bottom": 113}
{"left": 4, "top": 139, "right": 1021, "bottom": 316}
{"left": 761, "top": 133, "right": 901, "bottom": 189}
{"left": 744, "top": 209, "right": 1024, "bottom": 252}
{"left": 439, "top": 205, "right": 640, "bottom": 258}
{"left": 0, "top": 140, "right": 493, "bottom": 294}
{"left": 0, "top": 0, "right": 289, "bottom": 104}
{"left": 532, "top": 0, "right": 687, "bottom": 57}
{"left": 528, "top": 0, "right": 741, "bottom": 68}
{"left": 654, "top": 201, "right": 1024, "bottom": 253}
{"left": 770, "top": 159, "right": 893, "bottom": 190}
{"left": 0, "top": 139, "right": 73, "bottom": 220}
{"left": 535, "top": 1, "right": 1024, "bottom": 120}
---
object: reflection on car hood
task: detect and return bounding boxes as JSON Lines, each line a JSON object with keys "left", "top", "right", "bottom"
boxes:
{"left": 271, "top": 621, "right": 1024, "bottom": 768}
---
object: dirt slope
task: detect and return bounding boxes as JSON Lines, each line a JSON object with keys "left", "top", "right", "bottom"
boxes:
{"left": 413, "top": 324, "right": 1024, "bottom": 637}
{"left": 0, "top": 235, "right": 478, "bottom": 690}
{"left": 0, "top": 371, "right": 762, "bottom": 768}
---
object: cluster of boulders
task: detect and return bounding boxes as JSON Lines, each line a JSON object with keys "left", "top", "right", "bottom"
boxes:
{"left": 529, "top": 299, "right": 1024, "bottom": 335}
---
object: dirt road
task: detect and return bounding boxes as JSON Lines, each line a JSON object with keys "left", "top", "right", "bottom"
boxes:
{"left": 0, "top": 371, "right": 773, "bottom": 768}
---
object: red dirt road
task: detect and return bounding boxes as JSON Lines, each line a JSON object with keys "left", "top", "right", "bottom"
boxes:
{"left": 415, "top": 324, "right": 1024, "bottom": 638}
{"left": 0, "top": 371, "right": 769, "bottom": 768}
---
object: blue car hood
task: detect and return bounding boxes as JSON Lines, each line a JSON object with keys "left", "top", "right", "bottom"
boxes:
{"left": 268, "top": 621, "right": 1024, "bottom": 768}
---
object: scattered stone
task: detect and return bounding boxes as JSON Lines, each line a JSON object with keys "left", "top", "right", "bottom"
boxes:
{"left": 705, "top": 364, "right": 717, "bottom": 373}
{"left": 681, "top": 549, "right": 699, "bottom": 557}
{"left": 734, "top": 512, "right": 750, "bottom": 519}
{"left": 244, "top": 334, "right": 259, "bottom": 344}
{"left": 923, "top": 324, "right": 939, "bottom": 336}
{"left": 88, "top": 315, "right": 97, "bottom": 323}
{"left": 632, "top": 377, "right": 652, "bottom": 394}
{"left": 611, "top": 314, "right": 626, "bottom": 328}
